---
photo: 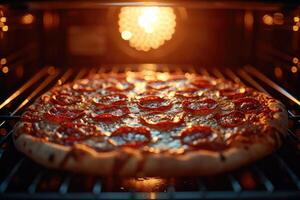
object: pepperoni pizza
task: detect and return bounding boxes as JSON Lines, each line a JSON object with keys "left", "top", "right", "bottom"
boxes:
{"left": 13, "top": 71, "right": 288, "bottom": 176}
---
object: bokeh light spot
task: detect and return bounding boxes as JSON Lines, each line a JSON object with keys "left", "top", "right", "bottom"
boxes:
{"left": 118, "top": 7, "right": 176, "bottom": 52}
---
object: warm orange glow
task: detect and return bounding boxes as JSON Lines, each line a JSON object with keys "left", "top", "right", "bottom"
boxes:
{"left": 0, "top": 58, "right": 7, "bottom": 65}
{"left": 16, "top": 66, "right": 24, "bottom": 78}
{"left": 262, "top": 15, "right": 273, "bottom": 25}
{"left": 273, "top": 12, "right": 284, "bottom": 25}
{"left": 239, "top": 172, "right": 257, "bottom": 190}
{"left": 293, "top": 57, "right": 299, "bottom": 64}
{"left": 43, "top": 12, "right": 59, "bottom": 29}
{"left": 2, "top": 66, "right": 9, "bottom": 74}
{"left": 121, "top": 30, "right": 132, "bottom": 40}
{"left": 149, "top": 192, "right": 156, "bottom": 199}
{"left": 293, "top": 25, "right": 299, "bottom": 32}
{"left": 274, "top": 67, "right": 283, "bottom": 78}
{"left": 118, "top": 6, "right": 176, "bottom": 52}
{"left": 244, "top": 11, "right": 253, "bottom": 30}
{"left": 2, "top": 25, "right": 8, "bottom": 32}
{"left": 47, "top": 66, "right": 56, "bottom": 75}
{"left": 0, "top": 17, "right": 6, "bottom": 23}
{"left": 291, "top": 66, "right": 298, "bottom": 73}
{"left": 21, "top": 14, "right": 34, "bottom": 25}
{"left": 294, "top": 16, "right": 300, "bottom": 23}
{"left": 122, "top": 177, "right": 167, "bottom": 192}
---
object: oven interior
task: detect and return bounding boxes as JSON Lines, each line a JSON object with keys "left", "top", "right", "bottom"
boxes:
{"left": 0, "top": 1, "right": 300, "bottom": 199}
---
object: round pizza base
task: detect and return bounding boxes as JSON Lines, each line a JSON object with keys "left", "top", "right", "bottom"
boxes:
{"left": 14, "top": 124, "right": 286, "bottom": 177}
{"left": 13, "top": 75, "right": 289, "bottom": 176}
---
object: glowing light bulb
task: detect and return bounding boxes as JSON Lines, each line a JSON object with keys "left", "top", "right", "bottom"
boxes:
{"left": 2, "top": 66, "right": 9, "bottom": 74}
{"left": 21, "top": 14, "right": 34, "bottom": 25}
{"left": 291, "top": 66, "right": 298, "bottom": 73}
{"left": 138, "top": 7, "right": 158, "bottom": 33}
{"left": 0, "top": 58, "right": 7, "bottom": 65}
{"left": 121, "top": 30, "right": 132, "bottom": 40}
{"left": 262, "top": 14, "right": 273, "bottom": 25}
{"left": 2, "top": 25, "right": 8, "bottom": 32}
{"left": 0, "top": 17, "right": 6, "bottom": 23}
{"left": 118, "top": 6, "right": 176, "bottom": 52}
{"left": 292, "top": 57, "right": 299, "bottom": 64}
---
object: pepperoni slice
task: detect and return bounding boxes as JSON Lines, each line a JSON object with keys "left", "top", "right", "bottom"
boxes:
{"left": 219, "top": 88, "right": 248, "bottom": 99}
{"left": 180, "top": 125, "right": 221, "bottom": 149}
{"left": 109, "top": 126, "right": 151, "bottom": 148}
{"left": 106, "top": 80, "right": 134, "bottom": 92}
{"left": 57, "top": 122, "right": 102, "bottom": 144}
{"left": 138, "top": 96, "right": 172, "bottom": 112}
{"left": 216, "top": 111, "right": 245, "bottom": 128}
{"left": 93, "top": 93, "right": 127, "bottom": 109}
{"left": 190, "top": 77, "right": 214, "bottom": 89}
{"left": 51, "top": 92, "right": 84, "bottom": 106}
{"left": 147, "top": 80, "right": 169, "bottom": 90}
{"left": 140, "top": 112, "right": 184, "bottom": 130}
{"left": 234, "top": 97, "right": 261, "bottom": 113}
{"left": 44, "top": 106, "right": 85, "bottom": 123}
{"left": 92, "top": 106, "right": 130, "bottom": 122}
{"left": 21, "top": 111, "right": 41, "bottom": 122}
{"left": 183, "top": 98, "right": 218, "bottom": 115}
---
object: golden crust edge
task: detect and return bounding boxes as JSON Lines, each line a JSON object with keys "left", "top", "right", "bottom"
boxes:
{"left": 14, "top": 128, "right": 281, "bottom": 177}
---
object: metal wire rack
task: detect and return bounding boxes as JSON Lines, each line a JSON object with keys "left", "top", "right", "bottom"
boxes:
{"left": 0, "top": 64, "right": 299, "bottom": 199}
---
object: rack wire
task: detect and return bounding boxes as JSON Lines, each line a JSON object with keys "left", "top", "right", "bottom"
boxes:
{"left": 0, "top": 64, "right": 299, "bottom": 199}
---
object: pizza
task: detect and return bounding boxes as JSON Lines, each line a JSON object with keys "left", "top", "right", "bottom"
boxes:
{"left": 13, "top": 71, "right": 288, "bottom": 176}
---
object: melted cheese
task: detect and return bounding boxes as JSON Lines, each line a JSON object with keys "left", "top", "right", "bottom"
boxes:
{"left": 25, "top": 72, "right": 276, "bottom": 153}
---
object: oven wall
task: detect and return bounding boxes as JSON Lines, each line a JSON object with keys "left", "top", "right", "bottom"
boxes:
{"left": 29, "top": 9, "right": 248, "bottom": 67}
{"left": 0, "top": 5, "right": 299, "bottom": 96}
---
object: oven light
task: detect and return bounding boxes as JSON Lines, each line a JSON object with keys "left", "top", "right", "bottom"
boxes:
{"left": 294, "top": 17, "right": 300, "bottom": 23}
{"left": 1, "top": 66, "right": 9, "bottom": 74}
{"left": 291, "top": 66, "right": 298, "bottom": 73}
{"left": 21, "top": 14, "right": 34, "bottom": 25}
{"left": 293, "top": 57, "right": 299, "bottom": 64}
{"left": 0, "top": 17, "right": 6, "bottom": 23}
{"left": 262, "top": 14, "right": 273, "bottom": 25}
{"left": 121, "top": 30, "right": 132, "bottom": 40}
{"left": 0, "top": 12, "right": 8, "bottom": 36}
{"left": 118, "top": 6, "right": 176, "bottom": 52}
{"left": 0, "top": 58, "right": 7, "bottom": 65}
{"left": 292, "top": 25, "right": 299, "bottom": 32}
{"left": 2, "top": 25, "right": 8, "bottom": 32}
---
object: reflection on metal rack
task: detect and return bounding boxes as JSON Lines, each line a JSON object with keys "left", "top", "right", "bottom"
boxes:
{"left": 0, "top": 65, "right": 300, "bottom": 199}
{"left": 245, "top": 65, "right": 300, "bottom": 106}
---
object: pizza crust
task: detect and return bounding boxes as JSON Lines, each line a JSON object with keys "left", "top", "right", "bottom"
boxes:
{"left": 14, "top": 121, "right": 286, "bottom": 176}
